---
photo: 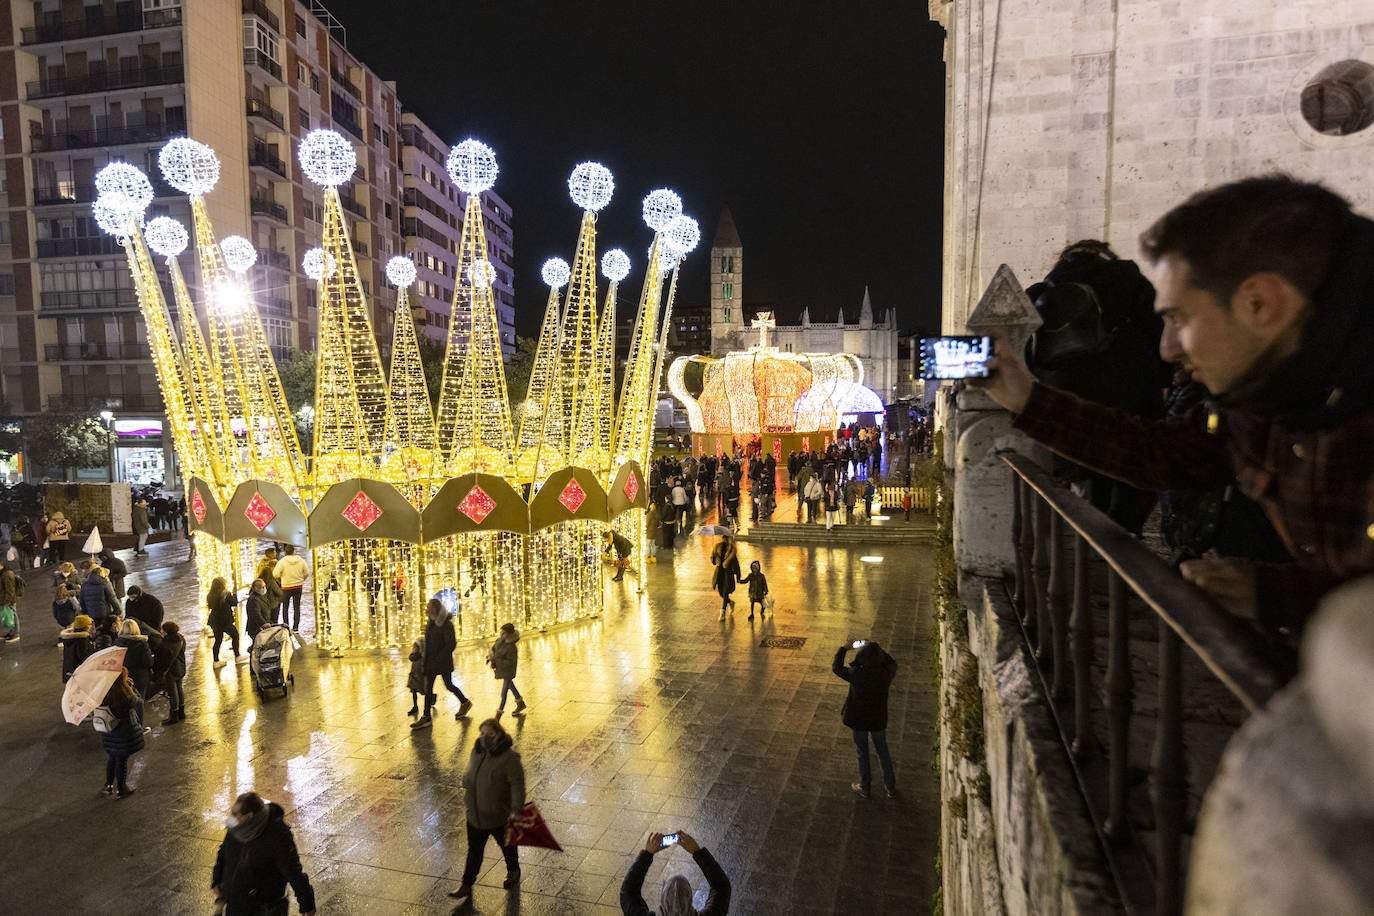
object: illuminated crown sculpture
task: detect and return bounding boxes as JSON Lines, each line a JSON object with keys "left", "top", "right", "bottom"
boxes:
{"left": 97, "top": 133, "right": 699, "bottom": 650}
{"left": 667, "top": 312, "right": 877, "bottom": 460}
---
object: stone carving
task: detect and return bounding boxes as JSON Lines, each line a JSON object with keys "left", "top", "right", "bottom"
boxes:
{"left": 966, "top": 264, "right": 1042, "bottom": 358}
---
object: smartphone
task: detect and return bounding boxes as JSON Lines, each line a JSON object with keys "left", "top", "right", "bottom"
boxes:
{"left": 852, "top": 640, "right": 867, "bottom": 649}
{"left": 659, "top": 833, "right": 680, "bottom": 848}
{"left": 918, "top": 336, "right": 993, "bottom": 380}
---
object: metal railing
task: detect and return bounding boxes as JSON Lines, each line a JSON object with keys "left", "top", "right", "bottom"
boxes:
{"left": 339, "top": 193, "right": 367, "bottom": 218}
{"left": 40, "top": 289, "right": 139, "bottom": 312}
{"left": 22, "top": 6, "right": 181, "bottom": 44}
{"left": 37, "top": 237, "right": 124, "bottom": 258}
{"left": 45, "top": 342, "right": 146, "bottom": 361}
{"left": 242, "top": 0, "right": 281, "bottom": 31}
{"left": 245, "top": 98, "right": 285, "bottom": 130}
{"left": 33, "top": 177, "right": 177, "bottom": 207}
{"left": 27, "top": 64, "right": 184, "bottom": 100}
{"left": 256, "top": 248, "right": 291, "bottom": 271}
{"left": 244, "top": 49, "right": 283, "bottom": 82}
{"left": 250, "top": 197, "right": 289, "bottom": 223}
{"left": 334, "top": 112, "right": 364, "bottom": 141}
{"left": 47, "top": 393, "right": 163, "bottom": 413}
{"left": 1003, "top": 452, "right": 1293, "bottom": 915}
{"left": 30, "top": 119, "right": 186, "bottom": 152}
{"left": 249, "top": 146, "right": 288, "bottom": 177}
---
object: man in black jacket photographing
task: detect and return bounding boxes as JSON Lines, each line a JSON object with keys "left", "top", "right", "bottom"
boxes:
{"left": 833, "top": 640, "right": 899, "bottom": 799}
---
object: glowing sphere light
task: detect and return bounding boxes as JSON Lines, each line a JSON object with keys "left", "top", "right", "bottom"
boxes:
{"left": 143, "top": 216, "right": 189, "bottom": 258}
{"left": 94, "top": 163, "right": 154, "bottom": 213}
{"left": 221, "top": 236, "right": 257, "bottom": 274}
{"left": 158, "top": 138, "right": 220, "bottom": 196}
{"left": 385, "top": 256, "right": 417, "bottom": 288}
{"left": 467, "top": 259, "right": 496, "bottom": 286}
{"left": 664, "top": 215, "right": 702, "bottom": 256}
{"left": 298, "top": 129, "right": 357, "bottom": 187}
{"left": 92, "top": 194, "right": 135, "bottom": 238}
{"left": 541, "top": 257, "right": 571, "bottom": 288}
{"left": 302, "top": 247, "right": 337, "bottom": 281}
{"left": 568, "top": 161, "right": 614, "bottom": 211}
{"left": 641, "top": 189, "right": 682, "bottom": 232}
{"left": 649, "top": 242, "right": 677, "bottom": 276}
{"left": 601, "top": 248, "right": 631, "bottom": 283}
{"left": 446, "top": 139, "right": 499, "bottom": 194}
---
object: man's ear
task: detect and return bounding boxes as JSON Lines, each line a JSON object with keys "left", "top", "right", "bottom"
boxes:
{"left": 1232, "top": 272, "right": 1309, "bottom": 334}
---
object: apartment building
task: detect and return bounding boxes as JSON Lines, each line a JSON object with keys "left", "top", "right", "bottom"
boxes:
{"left": 0, "top": 0, "right": 510, "bottom": 483}
{"left": 399, "top": 111, "right": 514, "bottom": 354}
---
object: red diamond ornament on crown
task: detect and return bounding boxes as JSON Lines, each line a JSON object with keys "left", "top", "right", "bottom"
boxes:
{"left": 623, "top": 472, "right": 639, "bottom": 503}
{"left": 458, "top": 485, "right": 495, "bottom": 524}
{"left": 191, "top": 487, "right": 207, "bottom": 524}
{"left": 559, "top": 478, "right": 587, "bottom": 514}
{"left": 244, "top": 493, "right": 276, "bottom": 531}
{"left": 342, "top": 490, "right": 383, "bottom": 532}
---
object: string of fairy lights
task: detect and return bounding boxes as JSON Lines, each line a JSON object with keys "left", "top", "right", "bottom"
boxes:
{"left": 92, "top": 131, "right": 698, "bottom": 649}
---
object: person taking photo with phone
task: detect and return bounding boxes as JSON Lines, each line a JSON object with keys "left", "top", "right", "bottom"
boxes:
{"left": 833, "top": 639, "right": 899, "bottom": 799}
{"left": 620, "top": 830, "right": 731, "bottom": 916}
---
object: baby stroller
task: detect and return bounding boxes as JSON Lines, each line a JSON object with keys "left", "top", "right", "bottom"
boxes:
{"left": 250, "top": 624, "right": 295, "bottom": 699}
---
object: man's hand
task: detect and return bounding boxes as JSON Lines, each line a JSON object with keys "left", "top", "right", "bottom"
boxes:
{"left": 1180, "top": 558, "right": 1258, "bottom": 619}
{"left": 677, "top": 831, "right": 701, "bottom": 854}
{"left": 967, "top": 332, "right": 1035, "bottom": 413}
{"left": 646, "top": 832, "right": 667, "bottom": 855}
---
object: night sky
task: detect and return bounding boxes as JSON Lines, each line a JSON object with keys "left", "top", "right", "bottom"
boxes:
{"left": 320, "top": 0, "right": 947, "bottom": 336}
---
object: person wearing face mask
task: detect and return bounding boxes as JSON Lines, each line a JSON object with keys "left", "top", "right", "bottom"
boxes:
{"left": 447, "top": 718, "right": 527, "bottom": 902}
{"left": 620, "top": 830, "right": 731, "bottom": 916}
{"left": 244, "top": 579, "right": 271, "bottom": 645}
{"left": 212, "top": 791, "right": 315, "bottom": 915}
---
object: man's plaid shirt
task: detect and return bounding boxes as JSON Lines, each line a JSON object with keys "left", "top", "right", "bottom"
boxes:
{"left": 1014, "top": 382, "right": 1374, "bottom": 637}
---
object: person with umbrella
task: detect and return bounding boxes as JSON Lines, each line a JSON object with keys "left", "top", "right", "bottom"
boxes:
{"left": 98, "top": 667, "right": 145, "bottom": 798}
{"left": 709, "top": 535, "right": 741, "bottom": 621}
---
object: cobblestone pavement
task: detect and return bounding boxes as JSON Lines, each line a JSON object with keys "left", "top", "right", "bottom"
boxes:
{"left": 0, "top": 523, "right": 938, "bottom": 915}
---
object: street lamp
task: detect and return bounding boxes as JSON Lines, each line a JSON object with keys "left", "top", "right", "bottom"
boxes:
{"left": 99, "top": 410, "right": 115, "bottom": 482}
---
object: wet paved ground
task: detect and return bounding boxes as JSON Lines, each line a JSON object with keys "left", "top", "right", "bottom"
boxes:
{"left": 0, "top": 511, "right": 938, "bottom": 915}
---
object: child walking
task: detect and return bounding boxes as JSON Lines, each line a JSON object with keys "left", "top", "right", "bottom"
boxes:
{"left": 406, "top": 636, "right": 426, "bottom": 716}
{"left": 740, "top": 560, "right": 770, "bottom": 621}
{"left": 488, "top": 623, "right": 526, "bottom": 717}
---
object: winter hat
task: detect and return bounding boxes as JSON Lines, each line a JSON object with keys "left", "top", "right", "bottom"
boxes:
{"left": 660, "top": 875, "right": 695, "bottom": 916}
{"left": 71, "top": 614, "right": 92, "bottom": 633}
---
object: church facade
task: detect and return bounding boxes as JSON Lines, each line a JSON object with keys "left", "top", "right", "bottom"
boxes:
{"left": 707, "top": 208, "right": 903, "bottom": 402}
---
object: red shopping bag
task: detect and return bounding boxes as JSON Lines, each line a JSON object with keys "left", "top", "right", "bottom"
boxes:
{"left": 505, "top": 802, "right": 563, "bottom": 851}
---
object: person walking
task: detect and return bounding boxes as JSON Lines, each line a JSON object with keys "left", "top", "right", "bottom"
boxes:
{"left": 97, "top": 668, "right": 145, "bottom": 798}
{"left": 115, "top": 619, "right": 154, "bottom": 701}
{"left": 823, "top": 481, "right": 842, "bottom": 531}
{"left": 131, "top": 498, "right": 151, "bottom": 556}
{"left": 123, "top": 586, "right": 164, "bottom": 633}
{"left": 863, "top": 479, "right": 876, "bottom": 521}
{"left": 206, "top": 576, "right": 242, "bottom": 668}
{"left": 244, "top": 579, "right": 271, "bottom": 646}
{"left": 406, "top": 636, "right": 426, "bottom": 717}
{"left": 709, "top": 536, "right": 741, "bottom": 621}
{"left": 447, "top": 718, "right": 527, "bottom": 901}
{"left": 620, "top": 830, "right": 731, "bottom": 916}
{"left": 740, "top": 560, "right": 769, "bottom": 621}
{"left": 272, "top": 545, "right": 310, "bottom": 631}
{"left": 212, "top": 791, "right": 316, "bottom": 915}
{"left": 45, "top": 511, "right": 71, "bottom": 564}
{"left": 644, "top": 503, "right": 660, "bottom": 564}
{"left": 80, "top": 564, "right": 121, "bottom": 624}
{"left": 412, "top": 598, "right": 472, "bottom": 729}
{"left": 488, "top": 623, "right": 526, "bottom": 717}
{"left": 253, "top": 548, "right": 284, "bottom": 626}
{"left": 0, "top": 554, "right": 21, "bottom": 643}
{"left": 160, "top": 621, "right": 187, "bottom": 725}
{"left": 803, "top": 474, "right": 823, "bottom": 524}
{"left": 832, "top": 640, "right": 899, "bottom": 799}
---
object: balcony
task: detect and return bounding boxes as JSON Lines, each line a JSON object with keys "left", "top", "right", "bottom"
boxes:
{"left": 261, "top": 297, "right": 293, "bottom": 316}
{"left": 47, "top": 393, "right": 164, "bottom": 413}
{"left": 37, "top": 237, "right": 125, "bottom": 257}
{"left": 250, "top": 197, "right": 289, "bottom": 224}
{"left": 256, "top": 248, "right": 292, "bottom": 271}
{"left": 33, "top": 177, "right": 178, "bottom": 207}
{"left": 244, "top": 49, "right": 283, "bottom": 83}
{"left": 351, "top": 239, "right": 369, "bottom": 258}
{"left": 330, "top": 70, "right": 361, "bottom": 100}
{"left": 245, "top": 98, "right": 285, "bottom": 130}
{"left": 44, "top": 342, "right": 147, "bottom": 361}
{"left": 339, "top": 193, "right": 368, "bottom": 219}
{"left": 248, "top": 145, "right": 288, "bottom": 178}
{"left": 21, "top": 6, "right": 182, "bottom": 45}
{"left": 241, "top": 0, "right": 281, "bottom": 31}
{"left": 334, "top": 112, "right": 364, "bottom": 141}
{"left": 30, "top": 119, "right": 187, "bottom": 153}
{"left": 40, "top": 289, "right": 140, "bottom": 313}
{"left": 27, "top": 64, "right": 185, "bottom": 101}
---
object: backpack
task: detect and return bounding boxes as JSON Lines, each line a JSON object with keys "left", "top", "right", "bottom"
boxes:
{"left": 91, "top": 706, "right": 119, "bottom": 734}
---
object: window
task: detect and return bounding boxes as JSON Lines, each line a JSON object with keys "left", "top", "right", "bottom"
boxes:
{"left": 310, "top": 71, "right": 319, "bottom": 93}
{"left": 263, "top": 317, "right": 291, "bottom": 351}
{"left": 244, "top": 21, "right": 280, "bottom": 64}
{"left": 299, "top": 109, "right": 309, "bottom": 130}
{"left": 723, "top": 307, "right": 732, "bottom": 323}
{"left": 0, "top": 220, "right": 10, "bottom": 245}
{"left": 295, "top": 14, "right": 306, "bottom": 37}
{"left": 0, "top": 274, "right": 13, "bottom": 296}
{"left": 721, "top": 255, "right": 734, "bottom": 273}
{"left": 297, "top": 62, "right": 307, "bottom": 83}
{"left": 721, "top": 281, "right": 734, "bottom": 300}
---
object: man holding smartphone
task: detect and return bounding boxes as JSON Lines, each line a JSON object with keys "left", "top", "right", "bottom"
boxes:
{"left": 619, "top": 830, "right": 731, "bottom": 916}
{"left": 833, "top": 639, "right": 899, "bottom": 799}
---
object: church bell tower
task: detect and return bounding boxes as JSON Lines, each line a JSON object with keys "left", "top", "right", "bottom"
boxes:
{"left": 709, "top": 207, "right": 743, "bottom": 353}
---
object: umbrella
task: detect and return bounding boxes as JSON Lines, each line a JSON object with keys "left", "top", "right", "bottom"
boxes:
{"left": 696, "top": 524, "right": 735, "bottom": 536}
{"left": 61, "top": 646, "right": 127, "bottom": 725}
{"left": 82, "top": 526, "right": 104, "bottom": 557}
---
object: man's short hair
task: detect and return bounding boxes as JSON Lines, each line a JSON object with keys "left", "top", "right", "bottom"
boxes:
{"left": 1140, "top": 174, "right": 1352, "bottom": 305}
{"left": 126, "top": 586, "right": 141, "bottom": 597}
{"left": 233, "top": 791, "right": 265, "bottom": 817}
{"left": 284, "top": 544, "right": 295, "bottom": 555}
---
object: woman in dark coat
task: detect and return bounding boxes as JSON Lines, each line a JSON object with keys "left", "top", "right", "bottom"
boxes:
{"left": 710, "top": 536, "right": 741, "bottom": 620}
{"left": 212, "top": 791, "right": 316, "bottom": 915}
{"left": 115, "top": 619, "right": 154, "bottom": 700}
{"left": 206, "top": 576, "right": 241, "bottom": 667}
{"left": 446, "top": 718, "right": 526, "bottom": 901}
{"left": 60, "top": 613, "right": 93, "bottom": 682}
{"left": 658, "top": 500, "right": 677, "bottom": 551}
{"left": 99, "top": 668, "right": 145, "bottom": 798}
{"left": 488, "top": 623, "right": 525, "bottom": 716}
{"left": 412, "top": 598, "right": 471, "bottom": 729}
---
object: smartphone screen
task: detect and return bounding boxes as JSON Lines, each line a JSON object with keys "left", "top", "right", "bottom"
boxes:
{"left": 852, "top": 640, "right": 867, "bottom": 649}
{"left": 660, "top": 833, "right": 680, "bottom": 848}
{"left": 919, "top": 336, "right": 993, "bottom": 380}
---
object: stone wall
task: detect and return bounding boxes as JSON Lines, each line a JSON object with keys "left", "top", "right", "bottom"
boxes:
{"left": 931, "top": 0, "right": 1374, "bottom": 334}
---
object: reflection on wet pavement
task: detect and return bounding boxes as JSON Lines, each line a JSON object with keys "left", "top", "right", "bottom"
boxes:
{"left": 0, "top": 526, "right": 938, "bottom": 914}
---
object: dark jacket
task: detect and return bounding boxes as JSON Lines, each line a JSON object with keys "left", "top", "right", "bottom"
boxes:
{"left": 52, "top": 596, "right": 81, "bottom": 628}
{"left": 620, "top": 847, "right": 731, "bottom": 916}
{"left": 131, "top": 503, "right": 150, "bottom": 535}
{"left": 423, "top": 616, "right": 457, "bottom": 676}
{"left": 165, "top": 632, "right": 187, "bottom": 680}
{"left": 255, "top": 559, "right": 284, "bottom": 608}
{"left": 60, "top": 629, "right": 92, "bottom": 682}
{"left": 99, "top": 696, "right": 146, "bottom": 757}
{"left": 212, "top": 802, "right": 316, "bottom": 915}
{"left": 407, "top": 639, "right": 425, "bottom": 693}
{"left": 462, "top": 732, "right": 526, "bottom": 830}
{"left": 740, "top": 571, "right": 769, "bottom": 601}
{"left": 833, "top": 643, "right": 898, "bottom": 732}
{"left": 124, "top": 593, "right": 165, "bottom": 632}
{"left": 80, "top": 574, "right": 121, "bottom": 621}
{"left": 490, "top": 631, "right": 519, "bottom": 680}
{"left": 710, "top": 545, "right": 740, "bottom": 597}
{"left": 99, "top": 551, "right": 128, "bottom": 579}
{"left": 245, "top": 593, "right": 271, "bottom": 640}
{"left": 208, "top": 591, "right": 238, "bottom": 630}
{"left": 116, "top": 634, "right": 154, "bottom": 699}
{"left": 609, "top": 530, "right": 634, "bottom": 559}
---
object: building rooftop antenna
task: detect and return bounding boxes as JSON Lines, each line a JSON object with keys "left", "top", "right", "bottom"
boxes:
{"left": 309, "top": 1, "right": 348, "bottom": 45}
